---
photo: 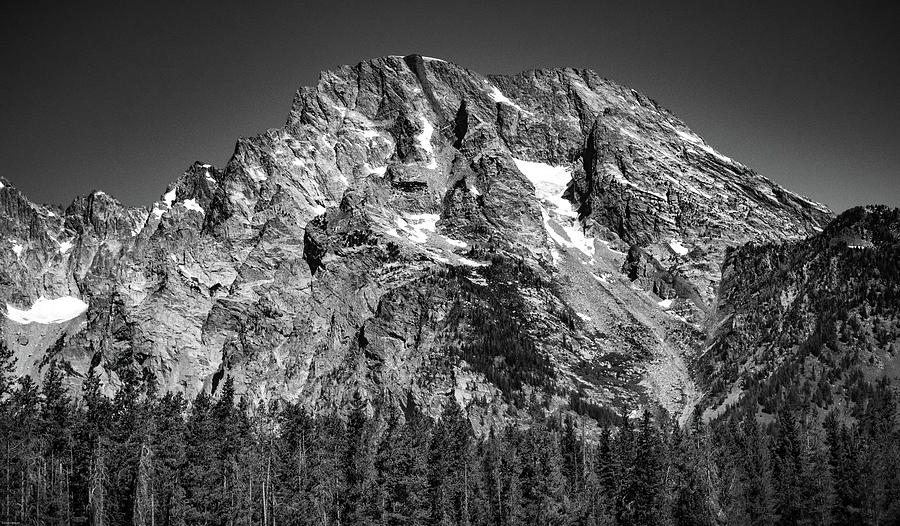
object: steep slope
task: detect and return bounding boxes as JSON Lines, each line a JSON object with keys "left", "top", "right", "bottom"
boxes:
{"left": 0, "top": 55, "right": 830, "bottom": 426}
{"left": 698, "top": 205, "right": 900, "bottom": 422}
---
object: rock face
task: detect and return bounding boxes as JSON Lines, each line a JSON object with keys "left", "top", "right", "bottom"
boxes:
{"left": 0, "top": 55, "right": 831, "bottom": 427}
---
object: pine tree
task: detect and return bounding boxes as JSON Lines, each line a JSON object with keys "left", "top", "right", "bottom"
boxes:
{"left": 772, "top": 409, "right": 805, "bottom": 525}
{"left": 825, "top": 414, "right": 864, "bottom": 524}
{"left": 40, "top": 361, "right": 74, "bottom": 524}
{"left": 670, "top": 421, "right": 712, "bottom": 526}
{"left": 429, "top": 398, "right": 472, "bottom": 526}
{"left": 343, "top": 400, "right": 380, "bottom": 526}
{"left": 733, "top": 413, "right": 775, "bottom": 526}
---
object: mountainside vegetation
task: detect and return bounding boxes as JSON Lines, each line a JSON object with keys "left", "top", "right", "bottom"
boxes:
{"left": 699, "top": 206, "right": 900, "bottom": 425}
{"left": 2, "top": 344, "right": 898, "bottom": 525}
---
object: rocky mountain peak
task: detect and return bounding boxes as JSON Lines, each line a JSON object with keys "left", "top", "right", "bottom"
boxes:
{"left": 1, "top": 55, "right": 833, "bottom": 427}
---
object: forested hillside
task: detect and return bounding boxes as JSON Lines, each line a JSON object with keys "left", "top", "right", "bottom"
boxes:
{"left": 699, "top": 206, "right": 900, "bottom": 423}
{"left": 2, "top": 347, "right": 898, "bottom": 525}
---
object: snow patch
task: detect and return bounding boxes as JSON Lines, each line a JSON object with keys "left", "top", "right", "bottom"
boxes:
{"left": 442, "top": 236, "right": 468, "bottom": 248}
{"left": 457, "top": 257, "right": 488, "bottom": 267}
{"left": 576, "top": 312, "right": 592, "bottom": 321}
{"left": 58, "top": 241, "right": 74, "bottom": 254}
{"left": 162, "top": 188, "right": 177, "bottom": 207}
{"left": 466, "top": 275, "right": 488, "bottom": 286}
{"left": 400, "top": 213, "right": 438, "bottom": 244}
{"left": 183, "top": 199, "right": 204, "bottom": 214}
{"left": 362, "top": 129, "right": 380, "bottom": 139}
{"left": 469, "top": 185, "right": 481, "bottom": 196}
{"left": 658, "top": 298, "right": 674, "bottom": 309}
{"left": 365, "top": 164, "right": 387, "bottom": 176}
{"left": 5, "top": 296, "right": 88, "bottom": 325}
{"left": 11, "top": 243, "right": 23, "bottom": 257}
{"left": 668, "top": 239, "right": 690, "bottom": 256}
{"left": 513, "top": 159, "right": 576, "bottom": 218}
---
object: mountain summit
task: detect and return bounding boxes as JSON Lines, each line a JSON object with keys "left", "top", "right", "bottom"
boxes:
{"left": 0, "top": 55, "right": 832, "bottom": 427}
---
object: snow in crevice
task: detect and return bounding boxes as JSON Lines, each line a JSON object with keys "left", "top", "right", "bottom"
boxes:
{"left": 417, "top": 117, "right": 437, "bottom": 169}
{"left": 485, "top": 82, "right": 530, "bottom": 114}
{"left": 513, "top": 159, "right": 595, "bottom": 263}
{"left": 5, "top": 296, "right": 88, "bottom": 324}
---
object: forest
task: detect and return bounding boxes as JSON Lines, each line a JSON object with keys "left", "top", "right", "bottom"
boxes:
{"left": 1, "top": 339, "right": 898, "bottom": 526}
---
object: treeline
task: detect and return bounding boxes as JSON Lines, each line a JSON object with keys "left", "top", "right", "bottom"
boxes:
{"left": 1, "top": 358, "right": 899, "bottom": 524}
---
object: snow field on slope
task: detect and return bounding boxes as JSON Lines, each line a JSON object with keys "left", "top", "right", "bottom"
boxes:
{"left": 5, "top": 296, "right": 88, "bottom": 324}
{"left": 513, "top": 159, "right": 595, "bottom": 262}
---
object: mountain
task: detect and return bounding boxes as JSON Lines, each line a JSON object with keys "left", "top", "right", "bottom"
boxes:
{"left": 699, "top": 205, "right": 900, "bottom": 422}
{"left": 0, "top": 54, "right": 832, "bottom": 428}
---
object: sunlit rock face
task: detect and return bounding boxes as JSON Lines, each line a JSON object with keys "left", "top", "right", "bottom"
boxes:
{"left": 0, "top": 55, "right": 830, "bottom": 428}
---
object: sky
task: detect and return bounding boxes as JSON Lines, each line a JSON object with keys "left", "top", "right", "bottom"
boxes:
{"left": 1, "top": 1, "right": 898, "bottom": 212}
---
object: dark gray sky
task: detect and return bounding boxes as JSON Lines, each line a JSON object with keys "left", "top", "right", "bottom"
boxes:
{"left": 1, "top": 1, "right": 897, "bottom": 211}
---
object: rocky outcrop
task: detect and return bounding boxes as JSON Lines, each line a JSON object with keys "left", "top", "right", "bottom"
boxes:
{"left": 0, "top": 55, "right": 831, "bottom": 427}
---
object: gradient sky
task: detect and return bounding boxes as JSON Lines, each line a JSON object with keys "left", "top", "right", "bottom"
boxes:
{"left": 1, "top": 1, "right": 897, "bottom": 212}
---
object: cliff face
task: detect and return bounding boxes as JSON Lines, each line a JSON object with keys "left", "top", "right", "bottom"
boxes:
{"left": 0, "top": 55, "right": 831, "bottom": 427}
